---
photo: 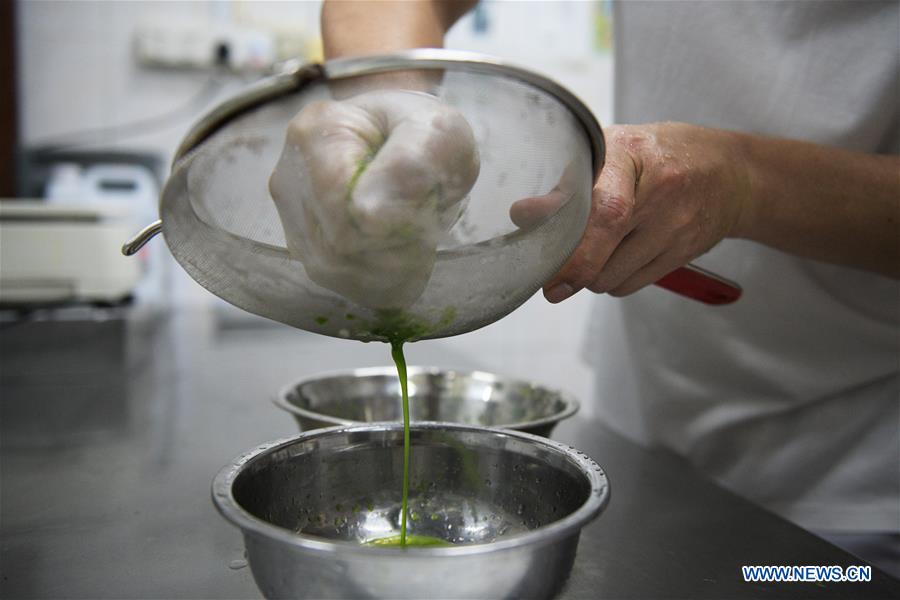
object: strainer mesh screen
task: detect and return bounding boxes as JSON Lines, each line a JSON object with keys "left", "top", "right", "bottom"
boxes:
{"left": 161, "top": 68, "right": 592, "bottom": 341}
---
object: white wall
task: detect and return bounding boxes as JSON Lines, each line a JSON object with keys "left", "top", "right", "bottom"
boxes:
{"left": 448, "top": 1, "right": 613, "bottom": 125}
{"left": 17, "top": 0, "right": 612, "bottom": 161}
{"left": 17, "top": 0, "right": 615, "bottom": 416}
{"left": 17, "top": 1, "right": 320, "bottom": 163}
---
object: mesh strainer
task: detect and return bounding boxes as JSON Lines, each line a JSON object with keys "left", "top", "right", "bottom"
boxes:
{"left": 123, "top": 49, "right": 739, "bottom": 342}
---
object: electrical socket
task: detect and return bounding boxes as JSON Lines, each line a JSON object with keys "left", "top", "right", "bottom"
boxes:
{"left": 133, "top": 22, "right": 276, "bottom": 72}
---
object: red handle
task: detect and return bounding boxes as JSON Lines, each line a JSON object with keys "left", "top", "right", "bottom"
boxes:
{"left": 654, "top": 263, "right": 742, "bottom": 305}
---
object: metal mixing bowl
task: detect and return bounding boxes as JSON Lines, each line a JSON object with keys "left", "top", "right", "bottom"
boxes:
{"left": 213, "top": 423, "right": 610, "bottom": 600}
{"left": 273, "top": 367, "right": 579, "bottom": 437}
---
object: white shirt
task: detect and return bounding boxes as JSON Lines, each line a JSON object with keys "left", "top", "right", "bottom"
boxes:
{"left": 587, "top": 0, "right": 900, "bottom": 532}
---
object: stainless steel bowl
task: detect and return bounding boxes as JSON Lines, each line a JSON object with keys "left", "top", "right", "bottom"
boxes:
{"left": 273, "top": 367, "right": 579, "bottom": 437}
{"left": 213, "top": 423, "right": 610, "bottom": 600}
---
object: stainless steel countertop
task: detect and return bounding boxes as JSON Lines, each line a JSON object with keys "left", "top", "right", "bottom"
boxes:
{"left": 2, "top": 305, "right": 898, "bottom": 599}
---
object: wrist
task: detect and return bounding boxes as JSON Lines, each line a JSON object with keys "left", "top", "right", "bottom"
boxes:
{"left": 726, "top": 130, "right": 762, "bottom": 240}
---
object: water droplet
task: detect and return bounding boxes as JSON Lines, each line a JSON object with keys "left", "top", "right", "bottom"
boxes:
{"left": 229, "top": 559, "right": 248, "bottom": 570}
{"left": 516, "top": 504, "right": 525, "bottom": 515}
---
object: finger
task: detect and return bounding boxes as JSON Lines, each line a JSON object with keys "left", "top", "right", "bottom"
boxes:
{"left": 607, "top": 253, "right": 687, "bottom": 297}
{"left": 509, "top": 162, "right": 580, "bottom": 230}
{"left": 543, "top": 148, "right": 641, "bottom": 303}
{"left": 586, "top": 228, "right": 666, "bottom": 294}
{"left": 509, "top": 189, "right": 569, "bottom": 229}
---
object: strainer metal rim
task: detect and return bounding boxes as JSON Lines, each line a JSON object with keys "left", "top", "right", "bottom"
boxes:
{"left": 271, "top": 366, "right": 580, "bottom": 432}
{"left": 323, "top": 49, "right": 606, "bottom": 178}
{"left": 211, "top": 422, "right": 610, "bottom": 558}
{"left": 122, "top": 48, "right": 605, "bottom": 257}
{"left": 176, "top": 48, "right": 605, "bottom": 176}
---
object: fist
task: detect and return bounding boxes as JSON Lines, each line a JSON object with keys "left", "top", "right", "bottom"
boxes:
{"left": 269, "top": 90, "right": 480, "bottom": 309}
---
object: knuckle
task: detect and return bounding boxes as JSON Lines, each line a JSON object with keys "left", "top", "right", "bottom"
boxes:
{"left": 597, "top": 194, "right": 634, "bottom": 227}
{"left": 587, "top": 269, "right": 617, "bottom": 294}
{"left": 668, "top": 209, "right": 695, "bottom": 234}
{"left": 657, "top": 163, "right": 689, "bottom": 193}
{"left": 565, "top": 255, "right": 603, "bottom": 288}
{"left": 587, "top": 279, "right": 610, "bottom": 294}
{"left": 672, "top": 223, "right": 706, "bottom": 260}
{"left": 567, "top": 263, "right": 599, "bottom": 288}
{"left": 610, "top": 126, "right": 650, "bottom": 152}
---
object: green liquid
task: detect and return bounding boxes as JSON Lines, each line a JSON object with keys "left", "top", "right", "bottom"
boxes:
{"left": 390, "top": 340, "right": 411, "bottom": 547}
{"left": 366, "top": 533, "right": 450, "bottom": 547}
{"left": 369, "top": 308, "right": 459, "bottom": 549}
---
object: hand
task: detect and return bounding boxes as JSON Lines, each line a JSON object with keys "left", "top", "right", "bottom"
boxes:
{"left": 541, "top": 122, "right": 750, "bottom": 303}
{"left": 269, "top": 90, "right": 480, "bottom": 309}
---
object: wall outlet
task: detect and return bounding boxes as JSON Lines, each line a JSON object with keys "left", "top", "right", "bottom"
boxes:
{"left": 133, "top": 21, "right": 276, "bottom": 72}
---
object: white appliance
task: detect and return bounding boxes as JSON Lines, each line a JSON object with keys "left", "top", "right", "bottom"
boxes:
{"left": 0, "top": 164, "right": 158, "bottom": 305}
{"left": 0, "top": 201, "right": 146, "bottom": 304}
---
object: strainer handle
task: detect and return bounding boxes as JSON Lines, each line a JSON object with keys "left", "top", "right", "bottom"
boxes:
{"left": 121, "top": 220, "right": 162, "bottom": 256}
{"left": 655, "top": 264, "right": 742, "bottom": 305}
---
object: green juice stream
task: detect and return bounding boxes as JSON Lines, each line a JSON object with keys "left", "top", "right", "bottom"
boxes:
{"left": 362, "top": 341, "right": 448, "bottom": 548}
{"left": 391, "top": 340, "right": 412, "bottom": 546}
{"left": 354, "top": 309, "right": 454, "bottom": 548}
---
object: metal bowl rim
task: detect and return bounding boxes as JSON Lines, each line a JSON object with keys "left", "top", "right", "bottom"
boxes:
{"left": 212, "top": 422, "right": 610, "bottom": 558}
{"left": 271, "top": 366, "right": 580, "bottom": 432}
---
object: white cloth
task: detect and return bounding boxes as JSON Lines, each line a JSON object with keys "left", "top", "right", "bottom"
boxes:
{"left": 586, "top": 0, "right": 900, "bottom": 532}
{"left": 269, "top": 90, "right": 479, "bottom": 309}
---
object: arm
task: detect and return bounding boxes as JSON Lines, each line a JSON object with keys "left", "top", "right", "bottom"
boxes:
{"left": 734, "top": 134, "right": 899, "bottom": 278}
{"left": 322, "top": 0, "right": 477, "bottom": 59}
{"left": 543, "top": 123, "right": 900, "bottom": 303}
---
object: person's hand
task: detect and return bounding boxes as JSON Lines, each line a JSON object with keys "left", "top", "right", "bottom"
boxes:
{"left": 540, "top": 122, "right": 750, "bottom": 303}
{"left": 509, "top": 164, "right": 580, "bottom": 231}
{"left": 269, "top": 90, "right": 480, "bottom": 309}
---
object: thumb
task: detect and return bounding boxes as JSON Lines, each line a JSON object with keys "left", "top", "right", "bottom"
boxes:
{"left": 509, "top": 189, "right": 569, "bottom": 230}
